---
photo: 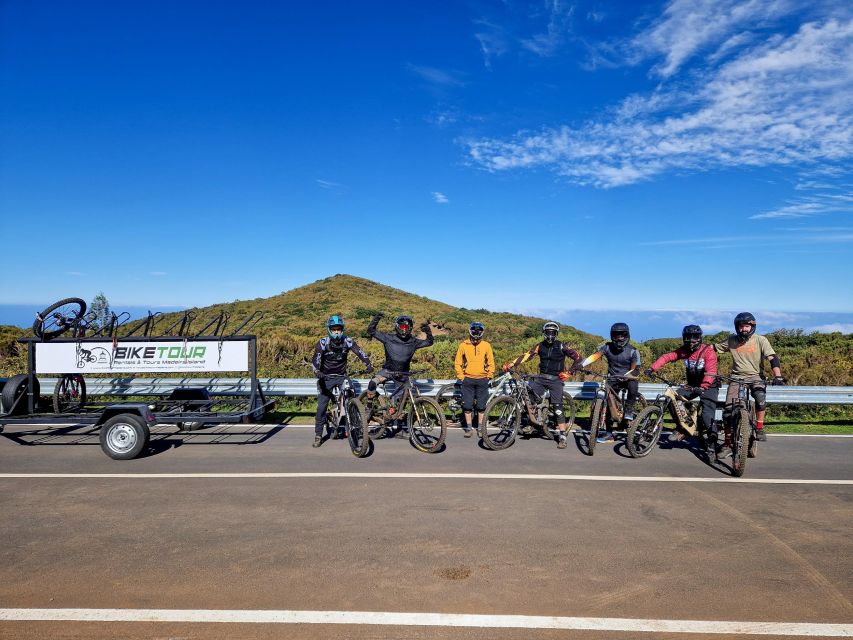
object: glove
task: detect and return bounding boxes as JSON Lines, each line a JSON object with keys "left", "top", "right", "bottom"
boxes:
{"left": 502, "top": 364, "right": 512, "bottom": 373}
{"left": 771, "top": 376, "right": 786, "bottom": 386}
{"left": 678, "top": 385, "right": 698, "bottom": 399}
{"left": 365, "top": 365, "right": 374, "bottom": 374}
{"left": 558, "top": 371, "right": 570, "bottom": 381}
{"left": 644, "top": 368, "right": 655, "bottom": 378}
{"left": 373, "top": 312, "right": 385, "bottom": 321}
{"left": 420, "top": 322, "right": 430, "bottom": 333}
{"left": 316, "top": 372, "right": 326, "bottom": 381}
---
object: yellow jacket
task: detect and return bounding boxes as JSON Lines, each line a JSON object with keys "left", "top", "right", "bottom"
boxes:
{"left": 454, "top": 339, "right": 495, "bottom": 380}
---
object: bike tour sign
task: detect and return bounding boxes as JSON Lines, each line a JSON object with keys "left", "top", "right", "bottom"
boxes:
{"left": 34, "top": 340, "right": 250, "bottom": 373}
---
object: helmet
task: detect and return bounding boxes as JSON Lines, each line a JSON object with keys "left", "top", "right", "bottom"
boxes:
{"left": 734, "top": 312, "right": 756, "bottom": 342}
{"left": 326, "top": 315, "right": 345, "bottom": 343}
{"left": 395, "top": 315, "right": 413, "bottom": 340}
{"left": 682, "top": 324, "right": 703, "bottom": 352}
{"left": 610, "top": 322, "right": 630, "bottom": 349}
{"left": 469, "top": 322, "right": 485, "bottom": 343}
{"left": 542, "top": 321, "right": 559, "bottom": 345}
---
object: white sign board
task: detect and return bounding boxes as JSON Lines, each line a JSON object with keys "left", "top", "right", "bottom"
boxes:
{"left": 35, "top": 340, "right": 250, "bottom": 373}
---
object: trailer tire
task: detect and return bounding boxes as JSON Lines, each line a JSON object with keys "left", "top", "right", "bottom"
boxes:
{"left": 100, "top": 414, "right": 150, "bottom": 460}
{"left": 2, "top": 374, "right": 40, "bottom": 416}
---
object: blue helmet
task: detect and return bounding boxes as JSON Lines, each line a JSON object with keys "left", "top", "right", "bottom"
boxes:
{"left": 327, "top": 315, "right": 345, "bottom": 342}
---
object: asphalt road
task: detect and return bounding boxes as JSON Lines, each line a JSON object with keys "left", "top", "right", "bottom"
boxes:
{"left": 1, "top": 423, "right": 851, "bottom": 639}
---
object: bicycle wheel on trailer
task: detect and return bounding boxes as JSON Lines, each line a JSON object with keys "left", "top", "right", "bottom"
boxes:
{"left": 53, "top": 374, "right": 87, "bottom": 413}
{"left": 626, "top": 405, "right": 664, "bottom": 458}
{"left": 33, "top": 298, "right": 87, "bottom": 340}
{"left": 408, "top": 397, "right": 446, "bottom": 453}
{"left": 481, "top": 395, "right": 520, "bottom": 450}
{"left": 346, "top": 398, "right": 369, "bottom": 458}
{"left": 731, "top": 409, "right": 750, "bottom": 477}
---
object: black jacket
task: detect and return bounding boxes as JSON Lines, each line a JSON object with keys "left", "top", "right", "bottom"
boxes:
{"left": 367, "top": 316, "right": 433, "bottom": 372}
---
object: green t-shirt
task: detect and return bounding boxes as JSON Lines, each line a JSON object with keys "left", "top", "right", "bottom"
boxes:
{"left": 714, "top": 334, "right": 776, "bottom": 377}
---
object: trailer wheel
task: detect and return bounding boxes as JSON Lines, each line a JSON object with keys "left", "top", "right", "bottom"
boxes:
{"left": 99, "top": 414, "right": 150, "bottom": 460}
{"left": 2, "top": 374, "right": 41, "bottom": 416}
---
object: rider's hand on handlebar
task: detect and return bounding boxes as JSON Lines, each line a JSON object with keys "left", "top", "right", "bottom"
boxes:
{"left": 771, "top": 376, "right": 786, "bottom": 386}
{"left": 365, "top": 365, "right": 374, "bottom": 374}
{"left": 644, "top": 368, "right": 655, "bottom": 378}
{"left": 558, "top": 371, "right": 570, "bottom": 381}
{"left": 316, "top": 372, "right": 326, "bottom": 380}
{"left": 502, "top": 364, "right": 512, "bottom": 373}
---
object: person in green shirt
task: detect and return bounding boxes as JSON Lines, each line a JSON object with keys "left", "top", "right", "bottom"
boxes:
{"left": 714, "top": 312, "right": 785, "bottom": 454}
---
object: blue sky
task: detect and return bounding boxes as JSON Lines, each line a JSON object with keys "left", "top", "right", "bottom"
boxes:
{"left": 1, "top": 1, "right": 852, "bottom": 329}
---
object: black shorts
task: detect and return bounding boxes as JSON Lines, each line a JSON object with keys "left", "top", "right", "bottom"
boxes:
{"left": 461, "top": 378, "right": 489, "bottom": 412}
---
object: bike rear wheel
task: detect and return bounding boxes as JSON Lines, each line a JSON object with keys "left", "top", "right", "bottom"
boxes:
{"left": 731, "top": 409, "right": 750, "bottom": 477}
{"left": 626, "top": 405, "right": 664, "bottom": 458}
{"left": 33, "top": 298, "right": 87, "bottom": 340}
{"left": 588, "top": 398, "right": 606, "bottom": 455}
{"left": 53, "top": 374, "right": 87, "bottom": 413}
{"left": 346, "top": 398, "right": 369, "bottom": 458}
{"left": 435, "top": 383, "right": 463, "bottom": 426}
{"left": 408, "top": 397, "right": 446, "bottom": 453}
{"left": 481, "top": 395, "right": 520, "bottom": 451}
{"left": 541, "top": 395, "right": 577, "bottom": 439}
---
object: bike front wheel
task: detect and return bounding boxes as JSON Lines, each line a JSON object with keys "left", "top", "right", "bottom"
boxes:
{"left": 588, "top": 398, "right": 606, "bottom": 455}
{"left": 358, "top": 390, "right": 389, "bottom": 439}
{"left": 53, "top": 374, "right": 87, "bottom": 413}
{"left": 33, "top": 298, "right": 87, "bottom": 340}
{"left": 407, "top": 397, "right": 446, "bottom": 453}
{"left": 346, "top": 398, "right": 369, "bottom": 458}
{"left": 731, "top": 409, "right": 751, "bottom": 477}
{"left": 626, "top": 405, "right": 664, "bottom": 458}
{"left": 481, "top": 395, "right": 520, "bottom": 451}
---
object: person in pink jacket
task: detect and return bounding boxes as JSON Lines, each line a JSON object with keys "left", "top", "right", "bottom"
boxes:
{"left": 645, "top": 325, "right": 723, "bottom": 457}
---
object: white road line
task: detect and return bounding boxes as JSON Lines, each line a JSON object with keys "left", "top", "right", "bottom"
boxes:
{"left": 0, "top": 609, "right": 850, "bottom": 636}
{"left": 0, "top": 472, "right": 851, "bottom": 484}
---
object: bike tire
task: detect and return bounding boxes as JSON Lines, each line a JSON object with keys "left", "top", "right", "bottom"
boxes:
{"left": 748, "top": 434, "right": 758, "bottom": 459}
{"left": 626, "top": 405, "right": 664, "bottom": 458}
{"left": 53, "top": 374, "right": 87, "bottom": 414}
{"left": 358, "top": 390, "right": 388, "bottom": 439}
{"left": 541, "top": 395, "right": 577, "bottom": 439}
{"left": 435, "top": 383, "right": 464, "bottom": 426}
{"left": 731, "top": 409, "right": 750, "bottom": 477}
{"left": 481, "top": 395, "right": 520, "bottom": 451}
{"left": 346, "top": 398, "right": 369, "bottom": 458}
{"left": 1, "top": 374, "right": 41, "bottom": 416}
{"left": 588, "top": 398, "right": 606, "bottom": 456}
{"left": 407, "top": 396, "right": 446, "bottom": 453}
{"left": 33, "top": 298, "right": 87, "bottom": 340}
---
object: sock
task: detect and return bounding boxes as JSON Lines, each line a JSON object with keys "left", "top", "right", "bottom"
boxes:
{"left": 756, "top": 421, "right": 764, "bottom": 430}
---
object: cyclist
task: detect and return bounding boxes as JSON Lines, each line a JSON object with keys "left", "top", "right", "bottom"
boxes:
{"left": 454, "top": 322, "right": 495, "bottom": 437}
{"left": 502, "top": 321, "right": 582, "bottom": 449}
{"left": 714, "top": 312, "right": 784, "bottom": 454}
{"left": 366, "top": 313, "right": 434, "bottom": 417}
{"left": 311, "top": 315, "right": 373, "bottom": 448}
{"left": 579, "top": 322, "right": 641, "bottom": 443}
{"left": 644, "top": 325, "right": 720, "bottom": 450}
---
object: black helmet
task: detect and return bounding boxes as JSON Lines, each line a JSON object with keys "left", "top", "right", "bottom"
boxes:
{"left": 610, "top": 322, "right": 630, "bottom": 348}
{"left": 734, "top": 312, "right": 756, "bottom": 342}
{"left": 542, "top": 321, "right": 559, "bottom": 345}
{"left": 469, "top": 322, "right": 485, "bottom": 343}
{"left": 395, "top": 315, "right": 413, "bottom": 340}
{"left": 326, "top": 314, "right": 345, "bottom": 344}
{"left": 682, "top": 324, "right": 702, "bottom": 352}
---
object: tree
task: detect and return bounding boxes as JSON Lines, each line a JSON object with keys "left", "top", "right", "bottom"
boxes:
{"left": 89, "top": 292, "right": 111, "bottom": 333}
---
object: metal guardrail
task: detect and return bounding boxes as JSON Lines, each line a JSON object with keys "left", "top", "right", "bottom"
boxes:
{"left": 34, "top": 377, "right": 853, "bottom": 405}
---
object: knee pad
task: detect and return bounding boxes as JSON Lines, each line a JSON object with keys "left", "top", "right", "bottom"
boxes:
{"left": 368, "top": 380, "right": 377, "bottom": 392}
{"left": 753, "top": 389, "right": 767, "bottom": 411}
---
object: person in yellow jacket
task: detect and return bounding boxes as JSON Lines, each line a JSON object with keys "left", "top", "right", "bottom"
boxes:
{"left": 454, "top": 322, "right": 495, "bottom": 437}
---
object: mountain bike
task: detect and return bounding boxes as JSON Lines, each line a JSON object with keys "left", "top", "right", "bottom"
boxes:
{"left": 479, "top": 368, "right": 576, "bottom": 451}
{"left": 715, "top": 373, "right": 761, "bottom": 477}
{"left": 359, "top": 370, "right": 447, "bottom": 453}
{"left": 321, "top": 372, "right": 370, "bottom": 458}
{"left": 626, "top": 372, "right": 707, "bottom": 458}
{"left": 581, "top": 370, "right": 646, "bottom": 456}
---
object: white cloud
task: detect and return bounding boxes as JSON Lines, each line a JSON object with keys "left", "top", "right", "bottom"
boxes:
{"left": 408, "top": 64, "right": 465, "bottom": 87}
{"left": 432, "top": 191, "right": 449, "bottom": 204}
{"left": 466, "top": 7, "right": 853, "bottom": 189}
{"left": 521, "top": 0, "right": 574, "bottom": 57}
{"left": 316, "top": 179, "right": 344, "bottom": 190}
{"left": 805, "top": 322, "right": 853, "bottom": 332}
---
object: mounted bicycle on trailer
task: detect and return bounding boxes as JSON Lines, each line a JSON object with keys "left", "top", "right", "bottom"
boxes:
{"left": 0, "top": 297, "right": 274, "bottom": 460}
